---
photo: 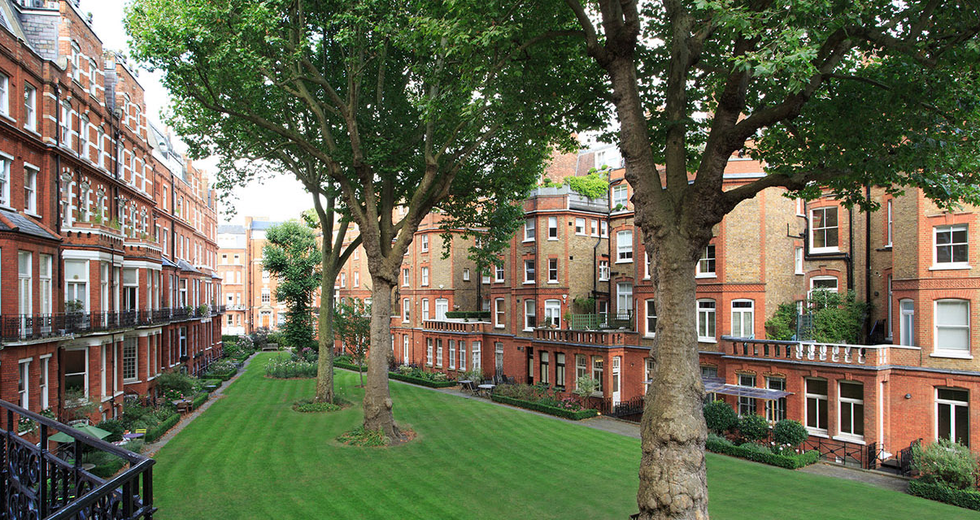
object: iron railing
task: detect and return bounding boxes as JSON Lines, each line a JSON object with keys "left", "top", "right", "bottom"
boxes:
{"left": 802, "top": 435, "right": 877, "bottom": 469}
{"left": 0, "top": 400, "right": 155, "bottom": 519}
{"left": 0, "top": 309, "right": 183, "bottom": 341}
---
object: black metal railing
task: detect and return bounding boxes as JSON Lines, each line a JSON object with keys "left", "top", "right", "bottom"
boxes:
{"left": 607, "top": 395, "right": 645, "bottom": 422}
{"left": 0, "top": 309, "right": 181, "bottom": 341}
{"left": 803, "top": 436, "right": 876, "bottom": 469}
{"left": 898, "top": 438, "right": 921, "bottom": 477}
{"left": 0, "top": 400, "right": 155, "bottom": 519}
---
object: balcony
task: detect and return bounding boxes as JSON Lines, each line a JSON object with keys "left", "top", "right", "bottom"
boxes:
{"left": 0, "top": 399, "right": 155, "bottom": 518}
{"left": 569, "top": 312, "right": 634, "bottom": 331}
{"left": 422, "top": 320, "right": 491, "bottom": 333}
{"left": 0, "top": 309, "right": 179, "bottom": 342}
{"left": 720, "top": 336, "right": 920, "bottom": 368}
{"left": 534, "top": 328, "right": 635, "bottom": 347}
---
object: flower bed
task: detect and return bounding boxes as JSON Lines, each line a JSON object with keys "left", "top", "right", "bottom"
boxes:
{"left": 265, "top": 354, "right": 318, "bottom": 378}
{"left": 491, "top": 394, "right": 598, "bottom": 420}
{"left": 706, "top": 434, "right": 819, "bottom": 469}
{"left": 202, "top": 360, "right": 238, "bottom": 381}
{"left": 388, "top": 367, "right": 456, "bottom": 388}
{"left": 908, "top": 480, "right": 980, "bottom": 511}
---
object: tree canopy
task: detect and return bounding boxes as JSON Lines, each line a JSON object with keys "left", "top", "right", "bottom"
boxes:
{"left": 263, "top": 221, "right": 321, "bottom": 351}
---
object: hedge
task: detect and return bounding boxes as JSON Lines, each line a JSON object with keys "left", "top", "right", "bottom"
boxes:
{"left": 144, "top": 413, "right": 180, "bottom": 443}
{"left": 191, "top": 393, "right": 209, "bottom": 410}
{"left": 221, "top": 335, "right": 238, "bottom": 344}
{"left": 388, "top": 371, "right": 457, "bottom": 388}
{"left": 91, "top": 458, "right": 127, "bottom": 479}
{"left": 335, "top": 361, "right": 368, "bottom": 372}
{"left": 491, "top": 394, "right": 599, "bottom": 420}
{"left": 705, "top": 437, "right": 819, "bottom": 469}
{"left": 908, "top": 480, "right": 980, "bottom": 511}
{"left": 202, "top": 368, "right": 237, "bottom": 381}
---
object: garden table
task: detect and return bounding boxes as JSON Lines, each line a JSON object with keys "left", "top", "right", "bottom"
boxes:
{"left": 477, "top": 383, "right": 495, "bottom": 397}
{"left": 458, "top": 380, "right": 474, "bottom": 393}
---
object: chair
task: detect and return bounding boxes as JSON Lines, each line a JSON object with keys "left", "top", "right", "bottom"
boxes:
{"left": 134, "top": 428, "right": 147, "bottom": 437}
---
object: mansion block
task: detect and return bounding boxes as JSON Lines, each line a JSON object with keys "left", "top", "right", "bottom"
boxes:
{"left": 335, "top": 144, "right": 980, "bottom": 462}
{"left": 0, "top": 0, "right": 223, "bottom": 423}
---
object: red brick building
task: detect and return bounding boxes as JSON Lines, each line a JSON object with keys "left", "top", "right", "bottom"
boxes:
{"left": 0, "top": 0, "right": 222, "bottom": 423}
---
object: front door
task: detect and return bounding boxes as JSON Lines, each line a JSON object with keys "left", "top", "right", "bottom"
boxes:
{"left": 612, "top": 356, "right": 622, "bottom": 405}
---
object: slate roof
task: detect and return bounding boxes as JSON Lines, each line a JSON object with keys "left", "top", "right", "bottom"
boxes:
{"left": 0, "top": 208, "right": 60, "bottom": 241}
{"left": 177, "top": 259, "right": 200, "bottom": 273}
{"left": 161, "top": 256, "right": 178, "bottom": 268}
{"left": 217, "top": 224, "right": 246, "bottom": 234}
{"left": 249, "top": 220, "right": 282, "bottom": 231}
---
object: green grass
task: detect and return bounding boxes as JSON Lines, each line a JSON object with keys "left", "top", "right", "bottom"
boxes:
{"left": 151, "top": 353, "right": 979, "bottom": 519}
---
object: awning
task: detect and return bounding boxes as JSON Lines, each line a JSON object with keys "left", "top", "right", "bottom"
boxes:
{"left": 703, "top": 377, "right": 792, "bottom": 401}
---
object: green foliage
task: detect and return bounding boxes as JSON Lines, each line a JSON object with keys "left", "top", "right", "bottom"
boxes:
{"left": 764, "top": 302, "right": 798, "bottom": 341}
{"left": 62, "top": 388, "right": 98, "bottom": 422}
{"left": 572, "top": 376, "right": 599, "bottom": 401}
{"left": 144, "top": 413, "right": 180, "bottom": 443}
{"left": 293, "top": 399, "right": 343, "bottom": 413}
{"left": 908, "top": 480, "right": 980, "bottom": 511}
{"left": 191, "top": 393, "right": 209, "bottom": 409}
{"left": 539, "top": 176, "right": 562, "bottom": 188}
{"left": 265, "top": 354, "right": 318, "bottom": 379}
{"left": 263, "top": 221, "right": 321, "bottom": 351}
{"left": 389, "top": 369, "right": 456, "bottom": 388}
{"left": 703, "top": 400, "right": 738, "bottom": 434}
{"left": 444, "top": 311, "right": 491, "bottom": 320}
{"left": 773, "top": 420, "right": 808, "bottom": 446}
{"left": 738, "top": 414, "right": 771, "bottom": 442}
{"left": 155, "top": 372, "right": 198, "bottom": 399}
{"left": 96, "top": 419, "right": 125, "bottom": 443}
{"left": 491, "top": 394, "right": 598, "bottom": 420}
{"left": 564, "top": 169, "right": 609, "bottom": 200}
{"left": 705, "top": 436, "right": 820, "bottom": 470}
{"left": 337, "top": 426, "right": 389, "bottom": 447}
{"left": 913, "top": 439, "right": 980, "bottom": 490}
{"left": 808, "top": 290, "right": 870, "bottom": 344}
{"left": 335, "top": 298, "right": 371, "bottom": 365}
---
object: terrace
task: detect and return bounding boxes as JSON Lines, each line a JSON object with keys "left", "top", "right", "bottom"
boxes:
{"left": 720, "top": 336, "right": 922, "bottom": 368}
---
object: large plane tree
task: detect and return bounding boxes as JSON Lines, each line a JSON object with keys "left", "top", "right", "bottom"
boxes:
{"left": 127, "top": 0, "right": 603, "bottom": 439}
{"left": 563, "top": 1, "right": 980, "bottom": 518}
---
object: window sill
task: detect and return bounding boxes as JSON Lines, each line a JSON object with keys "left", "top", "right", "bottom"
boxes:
{"left": 806, "top": 429, "right": 829, "bottom": 438}
{"left": 795, "top": 271, "right": 805, "bottom": 276}
{"left": 24, "top": 127, "right": 40, "bottom": 137}
{"left": 698, "top": 338, "right": 717, "bottom": 344}
{"left": 929, "top": 264, "right": 971, "bottom": 271}
{"left": 644, "top": 334, "right": 655, "bottom": 339}
{"left": 495, "top": 325, "right": 505, "bottom": 329}
{"left": 523, "top": 281, "right": 535, "bottom": 285}
{"left": 696, "top": 273, "right": 717, "bottom": 279}
{"left": 930, "top": 351, "right": 973, "bottom": 360}
{"left": 833, "top": 435, "right": 865, "bottom": 445}
{"left": 0, "top": 113, "right": 15, "bottom": 124}
{"left": 598, "top": 278, "right": 610, "bottom": 282}
{"left": 810, "top": 247, "right": 840, "bottom": 255}
{"left": 547, "top": 280, "right": 559, "bottom": 284}
{"left": 522, "top": 239, "right": 534, "bottom": 243}
{"left": 615, "top": 259, "right": 633, "bottom": 264}
{"left": 548, "top": 237, "right": 559, "bottom": 241}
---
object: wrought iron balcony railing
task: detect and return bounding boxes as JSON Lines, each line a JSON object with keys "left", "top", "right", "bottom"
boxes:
{"left": 0, "top": 309, "right": 180, "bottom": 341}
{"left": 1, "top": 399, "right": 155, "bottom": 519}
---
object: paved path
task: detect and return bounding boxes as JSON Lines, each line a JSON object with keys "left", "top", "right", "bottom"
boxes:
{"left": 799, "top": 462, "right": 909, "bottom": 492}
{"left": 143, "top": 354, "right": 256, "bottom": 458}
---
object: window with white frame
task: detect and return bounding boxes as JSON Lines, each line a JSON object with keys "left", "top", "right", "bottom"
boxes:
{"left": 24, "top": 165, "right": 37, "bottom": 214}
{"left": 544, "top": 299, "right": 561, "bottom": 328}
{"left": 934, "top": 224, "right": 969, "bottom": 267}
{"left": 421, "top": 298, "right": 430, "bottom": 321}
{"left": 524, "top": 218, "right": 535, "bottom": 241}
{"left": 934, "top": 299, "right": 970, "bottom": 354}
{"left": 809, "top": 276, "right": 838, "bottom": 299}
{"left": 937, "top": 388, "right": 969, "bottom": 446}
{"left": 731, "top": 300, "right": 754, "bottom": 338}
{"left": 616, "top": 283, "right": 632, "bottom": 319}
{"left": 805, "top": 378, "right": 828, "bottom": 433}
{"left": 448, "top": 339, "right": 455, "bottom": 369}
{"left": 353, "top": 272, "right": 359, "bottom": 287}
{"left": 539, "top": 351, "right": 549, "bottom": 384}
{"left": 459, "top": 341, "right": 466, "bottom": 371}
{"left": 592, "top": 356, "right": 604, "bottom": 392}
{"left": 810, "top": 206, "right": 839, "bottom": 252}
{"left": 60, "top": 101, "right": 71, "bottom": 146}
{"left": 548, "top": 216, "right": 558, "bottom": 239}
{"left": 900, "top": 299, "right": 915, "bottom": 346}
{"left": 524, "top": 299, "right": 536, "bottom": 331}
{"left": 435, "top": 298, "right": 448, "bottom": 320}
{"left": 495, "top": 298, "right": 505, "bottom": 328}
{"left": 601, "top": 220, "right": 608, "bottom": 237}
{"left": 575, "top": 354, "right": 588, "bottom": 383}
{"left": 39, "top": 254, "right": 51, "bottom": 315}
{"left": 123, "top": 337, "right": 138, "bottom": 382}
{"left": 795, "top": 246, "right": 804, "bottom": 274}
{"left": 598, "top": 260, "right": 610, "bottom": 281}
{"left": 471, "top": 341, "right": 481, "bottom": 372}
{"left": 261, "top": 288, "right": 270, "bottom": 304}
{"left": 39, "top": 356, "right": 49, "bottom": 410}
{"left": 886, "top": 275, "right": 893, "bottom": 340}
{"left": 463, "top": 268, "right": 470, "bottom": 281}
{"left": 696, "top": 244, "right": 716, "bottom": 277}
{"left": 495, "top": 264, "right": 504, "bottom": 282}
{"left": 697, "top": 299, "right": 716, "bottom": 341}
{"left": 18, "top": 359, "right": 30, "bottom": 409}
{"left": 523, "top": 259, "right": 534, "bottom": 283}
{"left": 590, "top": 219, "right": 598, "bottom": 236}
{"left": 611, "top": 184, "right": 628, "bottom": 210}
{"left": 0, "top": 154, "right": 9, "bottom": 207}
{"left": 18, "top": 251, "right": 32, "bottom": 316}
{"left": 426, "top": 338, "right": 433, "bottom": 366}
{"left": 402, "top": 298, "right": 410, "bottom": 322}
{"left": 575, "top": 217, "right": 585, "bottom": 235}
{"left": 645, "top": 299, "right": 657, "bottom": 337}
{"left": 420, "top": 234, "right": 429, "bottom": 252}
{"left": 644, "top": 357, "right": 655, "bottom": 393}
{"left": 481, "top": 270, "right": 490, "bottom": 284}
{"left": 738, "top": 374, "right": 756, "bottom": 415}
{"left": 63, "top": 349, "right": 86, "bottom": 394}
{"left": 421, "top": 266, "right": 429, "bottom": 286}
{"left": 89, "top": 58, "right": 97, "bottom": 96}
{"left": 838, "top": 381, "right": 864, "bottom": 439}
{"left": 617, "top": 230, "right": 633, "bottom": 262}
{"left": 79, "top": 114, "right": 89, "bottom": 158}
{"left": 340, "top": 272, "right": 346, "bottom": 288}
{"left": 886, "top": 199, "right": 893, "bottom": 247}
{"left": 644, "top": 252, "right": 651, "bottom": 279}
{"left": 24, "top": 83, "right": 36, "bottom": 131}
{"left": 0, "top": 73, "right": 7, "bottom": 116}
{"left": 765, "top": 377, "right": 786, "bottom": 423}
{"left": 548, "top": 258, "right": 558, "bottom": 282}
{"left": 555, "top": 352, "right": 566, "bottom": 390}
{"left": 402, "top": 268, "right": 409, "bottom": 286}
{"left": 436, "top": 339, "right": 443, "bottom": 367}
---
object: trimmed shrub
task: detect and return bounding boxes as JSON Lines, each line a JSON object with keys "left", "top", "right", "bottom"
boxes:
{"left": 96, "top": 419, "right": 125, "bottom": 443}
{"left": 444, "top": 311, "right": 491, "bottom": 320}
{"left": 293, "top": 399, "right": 343, "bottom": 413}
{"left": 144, "top": 413, "right": 180, "bottom": 443}
{"left": 335, "top": 360, "right": 369, "bottom": 372}
{"left": 738, "top": 414, "right": 770, "bottom": 442}
{"left": 491, "top": 394, "right": 599, "bottom": 420}
{"left": 703, "top": 400, "right": 738, "bottom": 433}
{"left": 389, "top": 371, "right": 457, "bottom": 388}
{"left": 156, "top": 371, "right": 198, "bottom": 399}
{"left": 706, "top": 436, "right": 819, "bottom": 469}
{"left": 908, "top": 480, "right": 980, "bottom": 511}
{"left": 913, "top": 438, "right": 980, "bottom": 490}
{"left": 773, "top": 419, "right": 808, "bottom": 446}
{"left": 191, "top": 393, "right": 209, "bottom": 409}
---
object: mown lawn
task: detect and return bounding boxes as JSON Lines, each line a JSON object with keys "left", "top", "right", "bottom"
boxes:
{"left": 151, "top": 353, "right": 978, "bottom": 519}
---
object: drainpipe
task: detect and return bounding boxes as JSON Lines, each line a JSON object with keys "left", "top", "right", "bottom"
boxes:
{"left": 864, "top": 185, "right": 873, "bottom": 342}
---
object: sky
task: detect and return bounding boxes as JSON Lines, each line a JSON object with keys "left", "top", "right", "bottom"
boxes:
{"left": 86, "top": 0, "right": 310, "bottom": 226}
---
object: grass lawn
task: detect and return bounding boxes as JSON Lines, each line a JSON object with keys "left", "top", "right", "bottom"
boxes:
{"left": 151, "top": 353, "right": 979, "bottom": 519}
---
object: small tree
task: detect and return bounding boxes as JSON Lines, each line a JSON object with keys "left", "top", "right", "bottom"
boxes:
{"left": 572, "top": 376, "right": 600, "bottom": 408}
{"left": 809, "top": 290, "right": 870, "bottom": 344}
{"left": 335, "top": 298, "right": 371, "bottom": 388}
{"left": 263, "top": 221, "right": 321, "bottom": 352}
{"left": 773, "top": 420, "right": 808, "bottom": 447}
{"left": 764, "top": 303, "right": 799, "bottom": 341}
{"left": 703, "top": 400, "right": 738, "bottom": 434}
{"left": 913, "top": 439, "right": 980, "bottom": 490}
{"left": 738, "top": 414, "right": 771, "bottom": 443}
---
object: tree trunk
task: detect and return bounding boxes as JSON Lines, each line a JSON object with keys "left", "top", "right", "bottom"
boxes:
{"left": 637, "top": 232, "right": 708, "bottom": 520}
{"left": 314, "top": 269, "right": 336, "bottom": 403}
{"left": 363, "top": 274, "right": 400, "bottom": 440}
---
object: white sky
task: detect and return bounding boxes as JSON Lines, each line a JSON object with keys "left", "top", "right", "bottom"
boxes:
{"left": 86, "top": 1, "right": 310, "bottom": 225}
